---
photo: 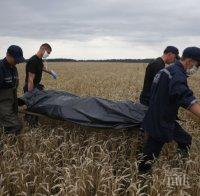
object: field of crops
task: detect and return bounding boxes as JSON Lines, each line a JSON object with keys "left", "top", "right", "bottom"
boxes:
{"left": 0, "top": 62, "right": 199, "bottom": 195}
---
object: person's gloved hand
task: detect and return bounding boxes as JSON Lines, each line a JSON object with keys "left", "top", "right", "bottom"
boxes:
{"left": 50, "top": 70, "right": 57, "bottom": 79}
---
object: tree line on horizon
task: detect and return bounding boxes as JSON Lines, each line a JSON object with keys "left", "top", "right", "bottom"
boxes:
{"left": 44, "top": 58, "right": 154, "bottom": 63}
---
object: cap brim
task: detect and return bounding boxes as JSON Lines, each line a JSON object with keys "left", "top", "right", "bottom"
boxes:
{"left": 15, "top": 57, "right": 25, "bottom": 63}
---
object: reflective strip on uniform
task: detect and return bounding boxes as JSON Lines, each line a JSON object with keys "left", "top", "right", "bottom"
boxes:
{"left": 153, "top": 68, "right": 172, "bottom": 84}
{"left": 163, "top": 69, "right": 172, "bottom": 79}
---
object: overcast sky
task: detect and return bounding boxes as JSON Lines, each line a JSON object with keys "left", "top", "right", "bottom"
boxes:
{"left": 0, "top": 0, "right": 200, "bottom": 59}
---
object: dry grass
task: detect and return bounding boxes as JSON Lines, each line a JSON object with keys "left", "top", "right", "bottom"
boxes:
{"left": 0, "top": 62, "right": 199, "bottom": 195}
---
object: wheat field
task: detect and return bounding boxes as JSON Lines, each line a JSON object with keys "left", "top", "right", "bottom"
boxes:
{"left": 0, "top": 62, "right": 199, "bottom": 196}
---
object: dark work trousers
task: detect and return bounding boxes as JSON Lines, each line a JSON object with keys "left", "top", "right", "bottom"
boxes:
{"left": 0, "top": 88, "right": 22, "bottom": 135}
{"left": 138, "top": 123, "right": 192, "bottom": 173}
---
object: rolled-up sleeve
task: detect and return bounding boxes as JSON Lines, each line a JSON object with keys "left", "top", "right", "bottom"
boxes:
{"left": 169, "top": 79, "right": 197, "bottom": 109}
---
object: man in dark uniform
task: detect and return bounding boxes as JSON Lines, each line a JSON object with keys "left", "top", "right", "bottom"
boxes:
{"left": 23, "top": 43, "right": 57, "bottom": 125}
{"left": 0, "top": 45, "right": 25, "bottom": 134}
{"left": 140, "top": 46, "right": 180, "bottom": 106}
{"left": 138, "top": 47, "right": 200, "bottom": 173}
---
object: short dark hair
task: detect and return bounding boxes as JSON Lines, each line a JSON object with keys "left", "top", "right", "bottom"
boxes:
{"left": 40, "top": 43, "right": 52, "bottom": 51}
{"left": 163, "top": 46, "right": 179, "bottom": 55}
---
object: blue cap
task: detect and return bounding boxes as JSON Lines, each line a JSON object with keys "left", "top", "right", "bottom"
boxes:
{"left": 164, "top": 46, "right": 180, "bottom": 60}
{"left": 7, "top": 45, "right": 25, "bottom": 63}
{"left": 183, "top": 47, "right": 200, "bottom": 65}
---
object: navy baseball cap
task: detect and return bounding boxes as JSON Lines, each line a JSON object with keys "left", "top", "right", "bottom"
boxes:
{"left": 7, "top": 45, "right": 25, "bottom": 63}
{"left": 183, "top": 47, "right": 200, "bottom": 66}
{"left": 164, "top": 46, "right": 180, "bottom": 60}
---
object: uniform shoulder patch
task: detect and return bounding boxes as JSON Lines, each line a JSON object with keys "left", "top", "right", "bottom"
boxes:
{"left": 153, "top": 72, "right": 161, "bottom": 84}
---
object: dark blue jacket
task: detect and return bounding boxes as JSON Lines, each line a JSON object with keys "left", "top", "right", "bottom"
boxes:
{"left": 0, "top": 58, "right": 19, "bottom": 89}
{"left": 141, "top": 61, "right": 197, "bottom": 142}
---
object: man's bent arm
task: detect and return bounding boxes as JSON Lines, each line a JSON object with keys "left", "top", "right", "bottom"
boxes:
{"left": 28, "top": 72, "right": 35, "bottom": 92}
{"left": 43, "top": 67, "right": 51, "bottom": 74}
